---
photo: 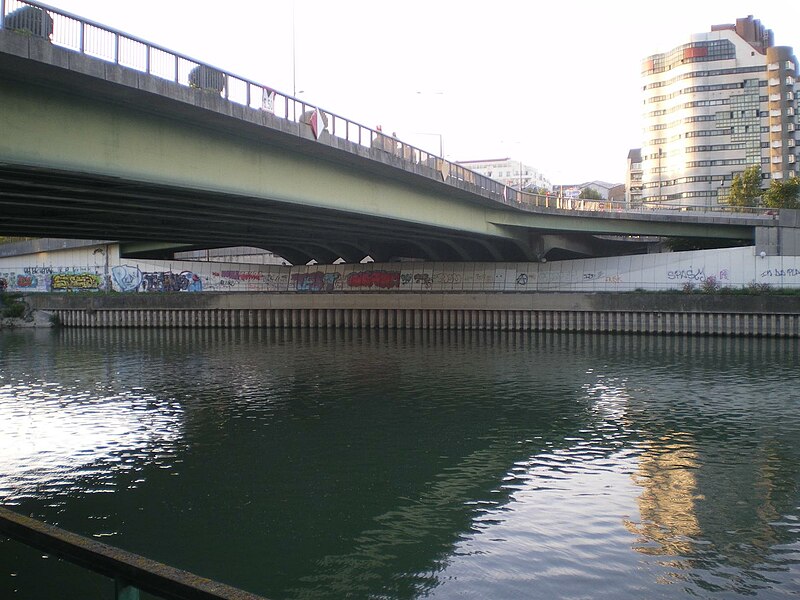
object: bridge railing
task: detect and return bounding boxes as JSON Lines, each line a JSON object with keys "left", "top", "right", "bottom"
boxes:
{"left": 0, "top": 506, "right": 269, "bottom": 600}
{"left": 0, "top": 0, "right": 778, "bottom": 221}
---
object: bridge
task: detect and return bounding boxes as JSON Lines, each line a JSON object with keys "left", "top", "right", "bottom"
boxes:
{"left": 0, "top": 1, "right": 787, "bottom": 264}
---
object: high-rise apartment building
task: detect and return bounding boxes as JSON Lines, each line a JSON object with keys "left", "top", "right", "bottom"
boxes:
{"left": 640, "top": 16, "right": 798, "bottom": 206}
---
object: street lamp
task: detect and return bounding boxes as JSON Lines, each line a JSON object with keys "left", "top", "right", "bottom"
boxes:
{"left": 292, "top": 2, "right": 297, "bottom": 97}
{"left": 412, "top": 132, "right": 444, "bottom": 157}
{"left": 412, "top": 91, "right": 446, "bottom": 156}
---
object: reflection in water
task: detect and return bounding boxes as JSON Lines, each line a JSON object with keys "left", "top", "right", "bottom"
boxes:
{"left": 0, "top": 328, "right": 799, "bottom": 599}
{"left": 627, "top": 434, "right": 701, "bottom": 557}
{"left": 0, "top": 388, "right": 183, "bottom": 506}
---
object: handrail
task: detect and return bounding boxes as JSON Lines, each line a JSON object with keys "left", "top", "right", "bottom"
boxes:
{"left": 0, "top": 0, "right": 782, "bottom": 220}
{"left": 0, "top": 506, "right": 270, "bottom": 600}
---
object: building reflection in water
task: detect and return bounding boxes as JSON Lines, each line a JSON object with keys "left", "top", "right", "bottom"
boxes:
{"left": 625, "top": 433, "right": 701, "bottom": 561}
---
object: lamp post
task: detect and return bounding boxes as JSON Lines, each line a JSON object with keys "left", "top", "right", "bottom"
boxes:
{"left": 292, "top": 2, "right": 297, "bottom": 97}
{"left": 412, "top": 132, "right": 443, "bottom": 157}
{"left": 412, "top": 91, "right": 446, "bottom": 156}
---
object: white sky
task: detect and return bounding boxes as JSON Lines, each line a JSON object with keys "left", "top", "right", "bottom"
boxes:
{"left": 41, "top": 1, "right": 800, "bottom": 185}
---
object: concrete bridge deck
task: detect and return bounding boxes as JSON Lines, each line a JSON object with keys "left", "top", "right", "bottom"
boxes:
{"left": 0, "top": 3, "right": 788, "bottom": 263}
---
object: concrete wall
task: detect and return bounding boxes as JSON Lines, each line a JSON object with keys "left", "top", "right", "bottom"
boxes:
{"left": 24, "top": 293, "right": 800, "bottom": 337}
{"left": 2, "top": 243, "right": 800, "bottom": 294}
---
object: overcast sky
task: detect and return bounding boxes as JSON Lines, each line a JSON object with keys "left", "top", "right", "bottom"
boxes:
{"left": 42, "top": 1, "right": 800, "bottom": 185}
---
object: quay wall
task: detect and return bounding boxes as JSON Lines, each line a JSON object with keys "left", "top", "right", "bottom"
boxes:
{"left": 24, "top": 292, "right": 800, "bottom": 337}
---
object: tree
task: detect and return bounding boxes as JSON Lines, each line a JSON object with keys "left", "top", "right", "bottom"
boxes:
{"left": 578, "top": 187, "right": 603, "bottom": 200}
{"left": 763, "top": 176, "right": 800, "bottom": 210}
{"left": 523, "top": 186, "right": 549, "bottom": 197}
{"left": 728, "top": 165, "right": 762, "bottom": 207}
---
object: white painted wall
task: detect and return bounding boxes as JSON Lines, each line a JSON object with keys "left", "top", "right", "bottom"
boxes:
{"left": 1, "top": 244, "right": 798, "bottom": 293}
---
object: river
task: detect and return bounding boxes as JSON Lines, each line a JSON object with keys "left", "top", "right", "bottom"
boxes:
{"left": 1, "top": 328, "right": 798, "bottom": 599}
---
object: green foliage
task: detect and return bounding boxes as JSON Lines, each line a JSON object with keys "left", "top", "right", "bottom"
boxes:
{"left": 763, "top": 176, "right": 800, "bottom": 209}
{"left": 578, "top": 187, "right": 603, "bottom": 200}
{"left": 746, "top": 281, "right": 772, "bottom": 294}
{"left": 524, "top": 186, "right": 550, "bottom": 196}
{"left": 728, "top": 165, "right": 762, "bottom": 207}
{"left": 674, "top": 280, "right": 800, "bottom": 296}
{"left": 700, "top": 276, "right": 719, "bottom": 294}
{"left": 0, "top": 292, "right": 26, "bottom": 319}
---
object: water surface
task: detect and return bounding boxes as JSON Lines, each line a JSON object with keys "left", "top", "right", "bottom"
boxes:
{"left": 1, "top": 329, "right": 798, "bottom": 599}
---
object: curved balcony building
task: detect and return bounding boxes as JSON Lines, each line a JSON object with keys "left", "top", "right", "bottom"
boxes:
{"left": 640, "top": 16, "right": 798, "bottom": 206}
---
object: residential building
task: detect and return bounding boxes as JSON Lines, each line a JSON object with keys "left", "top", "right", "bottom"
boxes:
{"left": 553, "top": 181, "right": 619, "bottom": 200}
{"left": 608, "top": 184, "right": 626, "bottom": 205}
{"left": 625, "top": 148, "right": 643, "bottom": 206}
{"left": 456, "top": 158, "right": 551, "bottom": 191}
{"left": 641, "top": 15, "right": 798, "bottom": 206}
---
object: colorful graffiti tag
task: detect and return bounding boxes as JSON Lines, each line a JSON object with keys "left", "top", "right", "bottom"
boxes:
{"left": 15, "top": 275, "right": 38, "bottom": 288}
{"left": 291, "top": 272, "right": 340, "bottom": 292}
{"left": 50, "top": 273, "right": 102, "bottom": 291}
{"left": 346, "top": 270, "right": 400, "bottom": 289}
{"left": 140, "top": 271, "right": 202, "bottom": 292}
{"left": 111, "top": 265, "right": 143, "bottom": 292}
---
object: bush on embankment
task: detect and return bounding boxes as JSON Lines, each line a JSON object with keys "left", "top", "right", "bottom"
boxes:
{"left": 0, "top": 292, "right": 27, "bottom": 319}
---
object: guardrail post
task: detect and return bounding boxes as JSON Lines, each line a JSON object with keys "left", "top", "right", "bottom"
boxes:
{"left": 79, "top": 21, "right": 85, "bottom": 53}
{"left": 0, "top": 0, "right": 5, "bottom": 30}
{"left": 114, "top": 579, "right": 140, "bottom": 600}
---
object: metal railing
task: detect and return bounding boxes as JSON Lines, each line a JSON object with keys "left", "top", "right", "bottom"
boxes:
{"left": 0, "top": 0, "right": 779, "bottom": 220}
{"left": 0, "top": 506, "right": 270, "bottom": 600}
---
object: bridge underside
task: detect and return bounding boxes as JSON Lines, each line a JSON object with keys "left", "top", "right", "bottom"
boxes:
{"left": 0, "top": 163, "right": 543, "bottom": 264}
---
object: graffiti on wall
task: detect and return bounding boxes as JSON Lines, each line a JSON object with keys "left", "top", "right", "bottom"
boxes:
{"left": 140, "top": 271, "right": 202, "bottom": 292}
{"left": 23, "top": 266, "right": 54, "bottom": 274}
{"left": 9, "top": 244, "right": 800, "bottom": 295}
{"left": 291, "top": 272, "right": 340, "bottom": 292}
{"left": 217, "top": 270, "right": 264, "bottom": 281}
{"left": 345, "top": 270, "right": 400, "bottom": 289}
{"left": 112, "top": 265, "right": 143, "bottom": 292}
{"left": 2, "top": 272, "right": 31, "bottom": 291}
{"left": 667, "top": 266, "right": 706, "bottom": 281}
{"left": 413, "top": 273, "right": 433, "bottom": 288}
{"left": 760, "top": 267, "right": 800, "bottom": 278}
{"left": 50, "top": 273, "right": 103, "bottom": 291}
{"left": 434, "top": 272, "right": 462, "bottom": 285}
{"left": 15, "top": 275, "right": 38, "bottom": 288}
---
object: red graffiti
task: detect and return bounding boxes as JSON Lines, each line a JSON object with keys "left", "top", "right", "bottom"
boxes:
{"left": 346, "top": 270, "right": 400, "bottom": 289}
{"left": 16, "top": 275, "right": 37, "bottom": 288}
